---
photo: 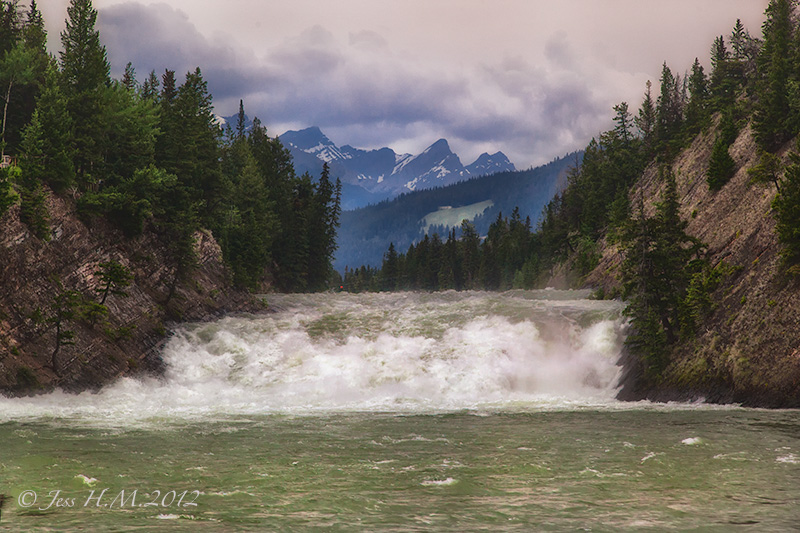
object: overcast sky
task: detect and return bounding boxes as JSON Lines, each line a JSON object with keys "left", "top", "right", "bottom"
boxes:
{"left": 40, "top": 0, "right": 768, "bottom": 168}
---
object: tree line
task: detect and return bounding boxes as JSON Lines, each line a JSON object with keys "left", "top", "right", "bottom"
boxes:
{"left": 336, "top": 155, "right": 573, "bottom": 272}
{"left": 350, "top": 1, "right": 800, "bottom": 381}
{"left": 343, "top": 208, "right": 535, "bottom": 292}
{"left": 0, "top": 0, "right": 341, "bottom": 293}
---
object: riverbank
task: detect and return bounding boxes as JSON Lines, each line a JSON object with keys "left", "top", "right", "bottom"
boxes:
{"left": 585, "top": 119, "right": 800, "bottom": 408}
{"left": 0, "top": 186, "right": 263, "bottom": 396}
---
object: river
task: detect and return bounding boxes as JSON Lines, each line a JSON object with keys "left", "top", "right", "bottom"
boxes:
{"left": 1, "top": 291, "right": 798, "bottom": 530}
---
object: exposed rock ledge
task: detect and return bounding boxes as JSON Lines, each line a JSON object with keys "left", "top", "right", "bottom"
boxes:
{"left": 0, "top": 188, "right": 264, "bottom": 396}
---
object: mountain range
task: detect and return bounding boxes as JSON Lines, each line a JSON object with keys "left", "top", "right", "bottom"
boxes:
{"left": 335, "top": 153, "right": 578, "bottom": 271}
{"left": 218, "top": 116, "right": 516, "bottom": 209}
{"left": 279, "top": 127, "right": 516, "bottom": 209}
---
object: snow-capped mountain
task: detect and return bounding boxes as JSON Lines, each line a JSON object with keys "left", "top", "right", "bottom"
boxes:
{"left": 465, "top": 151, "right": 515, "bottom": 177}
{"left": 280, "top": 127, "right": 349, "bottom": 163}
{"left": 279, "top": 127, "right": 516, "bottom": 207}
{"left": 388, "top": 138, "right": 466, "bottom": 192}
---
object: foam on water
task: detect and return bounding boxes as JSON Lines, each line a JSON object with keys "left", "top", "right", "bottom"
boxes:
{"left": 0, "top": 291, "right": 721, "bottom": 424}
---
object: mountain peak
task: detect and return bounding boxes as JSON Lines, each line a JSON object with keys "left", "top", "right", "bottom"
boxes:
{"left": 279, "top": 126, "right": 515, "bottom": 205}
{"left": 280, "top": 127, "right": 348, "bottom": 163}
{"left": 280, "top": 126, "right": 334, "bottom": 150}
{"left": 424, "top": 138, "right": 451, "bottom": 153}
{"left": 465, "top": 151, "right": 515, "bottom": 177}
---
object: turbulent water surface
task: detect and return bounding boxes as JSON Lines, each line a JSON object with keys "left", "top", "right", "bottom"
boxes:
{"left": 1, "top": 291, "right": 798, "bottom": 531}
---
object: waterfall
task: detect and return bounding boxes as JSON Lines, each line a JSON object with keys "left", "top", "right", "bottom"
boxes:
{"left": 0, "top": 291, "right": 627, "bottom": 422}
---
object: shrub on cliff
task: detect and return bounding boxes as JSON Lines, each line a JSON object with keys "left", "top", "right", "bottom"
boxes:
{"left": 773, "top": 139, "right": 800, "bottom": 272}
{"left": 706, "top": 109, "right": 739, "bottom": 190}
{"left": 706, "top": 139, "right": 737, "bottom": 190}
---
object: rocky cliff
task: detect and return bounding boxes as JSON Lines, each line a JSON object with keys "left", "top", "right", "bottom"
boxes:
{"left": 0, "top": 187, "right": 263, "bottom": 395}
{"left": 585, "top": 116, "right": 800, "bottom": 407}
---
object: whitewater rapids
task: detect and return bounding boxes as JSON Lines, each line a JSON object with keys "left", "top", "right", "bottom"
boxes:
{"left": 0, "top": 290, "right": 629, "bottom": 422}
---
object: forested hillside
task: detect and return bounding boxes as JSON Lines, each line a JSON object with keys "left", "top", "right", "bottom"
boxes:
{"left": 0, "top": 0, "right": 341, "bottom": 392}
{"left": 352, "top": 1, "right": 800, "bottom": 406}
{"left": 336, "top": 154, "right": 576, "bottom": 272}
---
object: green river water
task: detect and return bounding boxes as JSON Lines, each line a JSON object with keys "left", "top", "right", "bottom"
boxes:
{"left": 0, "top": 291, "right": 798, "bottom": 531}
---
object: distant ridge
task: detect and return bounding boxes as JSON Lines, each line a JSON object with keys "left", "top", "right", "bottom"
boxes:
{"left": 278, "top": 127, "right": 517, "bottom": 209}
{"left": 335, "top": 152, "right": 580, "bottom": 271}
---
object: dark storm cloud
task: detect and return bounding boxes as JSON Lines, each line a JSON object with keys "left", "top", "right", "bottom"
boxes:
{"left": 94, "top": 1, "right": 617, "bottom": 164}
{"left": 97, "top": 4, "right": 457, "bottom": 126}
{"left": 39, "top": 0, "right": 768, "bottom": 167}
{"left": 100, "top": 3, "right": 227, "bottom": 74}
{"left": 250, "top": 24, "right": 606, "bottom": 163}
{"left": 98, "top": 2, "right": 280, "bottom": 104}
{"left": 90, "top": 0, "right": 765, "bottom": 166}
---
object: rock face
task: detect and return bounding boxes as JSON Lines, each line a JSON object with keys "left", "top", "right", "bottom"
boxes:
{"left": 584, "top": 117, "right": 800, "bottom": 407}
{"left": 0, "top": 188, "right": 262, "bottom": 395}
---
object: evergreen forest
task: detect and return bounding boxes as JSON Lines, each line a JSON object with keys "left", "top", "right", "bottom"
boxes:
{"left": 0, "top": 0, "right": 341, "bottom": 294}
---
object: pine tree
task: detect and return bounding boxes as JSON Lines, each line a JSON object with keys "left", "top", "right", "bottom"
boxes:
{"left": 773, "top": 139, "right": 800, "bottom": 271}
{"left": 20, "top": 62, "right": 75, "bottom": 192}
{"left": 459, "top": 219, "right": 481, "bottom": 289}
{"left": 636, "top": 80, "right": 656, "bottom": 153}
{"left": 60, "top": 0, "right": 109, "bottom": 94}
{"left": 706, "top": 137, "right": 736, "bottom": 190}
{"left": 280, "top": 173, "right": 313, "bottom": 291}
{"left": 709, "top": 35, "right": 734, "bottom": 108}
{"left": 154, "top": 69, "right": 179, "bottom": 172}
{"left": 427, "top": 233, "right": 444, "bottom": 290}
{"left": 254, "top": 130, "right": 304, "bottom": 290}
{"left": 380, "top": 242, "right": 399, "bottom": 291}
{"left": 100, "top": 79, "right": 158, "bottom": 184}
{"left": 236, "top": 99, "right": 246, "bottom": 139}
{"left": 731, "top": 19, "right": 748, "bottom": 61}
{"left": 655, "top": 63, "right": 683, "bottom": 152}
{"left": 747, "top": 148, "right": 784, "bottom": 193}
{"left": 23, "top": 1, "right": 47, "bottom": 55}
{"left": 48, "top": 282, "right": 81, "bottom": 376}
{"left": 726, "top": 19, "right": 749, "bottom": 87}
{"left": 174, "top": 68, "right": 225, "bottom": 225}
{"left": 612, "top": 101, "right": 634, "bottom": 146}
{"left": 59, "top": 0, "right": 111, "bottom": 185}
{"left": 94, "top": 260, "right": 133, "bottom": 304}
{"left": 17, "top": 114, "right": 50, "bottom": 239}
{"left": 305, "top": 162, "right": 341, "bottom": 290}
{"left": 141, "top": 69, "right": 159, "bottom": 100}
{"left": 685, "top": 58, "right": 708, "bottom": 132}
{"left": 224, "top": 155, "right": 277, "bottom": 289}
{"left": 620, "top": 167, "right": 705, "bottom": 376}
{"left": 480, "top": 212, "right": 508, "bottom": 289}
{"left": 216, "top": 108, "right": 275, "bottom": 289}
{"left": 753, "top": 0, "right": 796, "bottom": 151}
{"left": 0, "top": 1, "right": 21, "bottom": 57}
{"left": 121, "top": 61, "right": 137, "bottom": 92}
